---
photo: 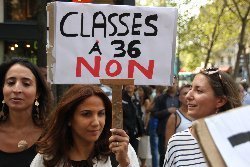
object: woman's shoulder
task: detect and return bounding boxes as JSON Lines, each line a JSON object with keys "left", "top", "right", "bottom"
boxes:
{"left": 172, "top": 128, "right": 191, "bottom": 136}
{"left": 167, "top": 129, "right": 198, "bottom": 155}
{"left": 168, "top": 129, "right": 194, "bottom": 144}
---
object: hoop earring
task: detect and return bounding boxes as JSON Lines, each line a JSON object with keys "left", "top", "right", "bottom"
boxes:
{"left": 34, "top": 98, "right": 40, "bottom": 120}
{"left": 0, "top": 100, "right": 7, "bottom": 120}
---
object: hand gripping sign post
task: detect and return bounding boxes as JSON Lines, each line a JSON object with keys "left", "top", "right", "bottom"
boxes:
{"left": 46, "top": 2, "right": 178, "bottom": 128}
{"left": 193, "top": 105, "right": 250, "bottom": 167}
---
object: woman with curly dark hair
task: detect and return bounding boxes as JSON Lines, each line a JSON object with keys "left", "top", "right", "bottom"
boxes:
{"left": 31, "top": 84, "right": 139, "bottom": 167}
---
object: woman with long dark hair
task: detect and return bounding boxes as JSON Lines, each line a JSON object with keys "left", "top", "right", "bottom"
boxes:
{"left": 0, "top": 57, "right": 52, "bottom": 167}
{"left": 31, "top": 85, "right": 139, "bottom": 167}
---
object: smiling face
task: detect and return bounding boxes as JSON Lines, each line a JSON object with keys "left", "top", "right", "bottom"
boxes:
{"left": 186, "top": 74, "right": 225, "bottom": 119}
{"left": 3, "top": 64, "right": 37, "bottom": 112}
{"left": 70, "top": 95, "right": 106, "bottom": 146}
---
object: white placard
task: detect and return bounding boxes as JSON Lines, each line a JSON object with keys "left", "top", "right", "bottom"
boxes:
{"left": 205, "top": 105, "right": 250, "bottom": 167}
{"left": 47, "top": 2, "right": 177, "bottom": 85}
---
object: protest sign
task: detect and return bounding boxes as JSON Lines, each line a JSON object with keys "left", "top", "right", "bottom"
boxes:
{"left": 193, "top": 105, "right": 250, "bottom": 167}
{"left": 47, "top": 2, "right": 177, "bottom": 85}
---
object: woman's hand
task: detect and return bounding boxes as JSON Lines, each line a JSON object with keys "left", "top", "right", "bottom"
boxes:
{"left": 109, "top": 128, "right": 130, "bottom": 167}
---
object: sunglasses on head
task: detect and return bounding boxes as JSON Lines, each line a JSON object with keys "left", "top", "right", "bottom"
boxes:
{"left": 201, "top": 67, "right": 223, "bottom": 79}
{"left": 201, "top": 67, "right": 219, "bottom": 74}
{"left": 200, "top": 67, "right": 226, "bottom": 95}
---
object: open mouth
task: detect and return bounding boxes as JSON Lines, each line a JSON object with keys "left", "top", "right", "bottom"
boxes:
{"left": 187, "top": 104, "right": 197, "bottom": 108}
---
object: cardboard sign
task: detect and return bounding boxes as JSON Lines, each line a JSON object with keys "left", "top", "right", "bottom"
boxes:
{"left": 193, "top": 119, "right": 226, "bottom": 167}
{"left": 47, "top": 2, "right": 177, "bottom": 85}
{"left": 193, "top": 105, "right": 250, "bottom": 167}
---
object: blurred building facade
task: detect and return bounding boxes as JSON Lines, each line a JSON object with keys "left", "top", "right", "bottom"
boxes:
{"left": 214, "top": 43, "right": 250, "bottom": 81}
{"left": 0, "top": 0, "right": 42, "bottom": 64}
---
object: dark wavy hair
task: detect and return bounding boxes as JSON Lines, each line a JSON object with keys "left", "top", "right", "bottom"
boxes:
{"left": 138, "top": 86, "right": 152, "bottom": 105}
{"left": 200, "top": 68, "right": 241, "bottom": 112}
{"left": 37, "top": 85, "right": 112, "bottom": 167}
{"left": 0, "top": 57, "right": 51, "bottom": 127}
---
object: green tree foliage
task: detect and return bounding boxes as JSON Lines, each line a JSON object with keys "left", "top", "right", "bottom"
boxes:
{"left": 136, "top": 0, "right": 250, "bottom": 75}
{"left": 178, "top": 0, "right": 250, "bottom": 73}
{"left": 223, "top": 0, "right": 250, "bottom": 80}
{"left": 178, "top": 2, "right": 220, "bottom": 70}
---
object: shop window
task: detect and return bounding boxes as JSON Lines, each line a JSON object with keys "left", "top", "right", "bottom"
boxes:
{"left": 4, "top": 0, "right": 37, "bottom": 22}
{"left": 4, "top": 40, "right": 38, "bottom": 64}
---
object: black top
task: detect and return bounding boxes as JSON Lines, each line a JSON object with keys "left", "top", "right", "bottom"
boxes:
{"left": 69, "top": 153, "right": 118, "bottom": 167}
{"left": 0, "top": 145, "right": 36, "bottom": 167}
{"left": 122, "top": 91, "right": 143, "bottom": 138}
{"left": 70, "top": 160, "right": 92, "bottom": 167}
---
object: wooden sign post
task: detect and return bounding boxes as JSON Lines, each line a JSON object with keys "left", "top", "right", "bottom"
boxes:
{"left": 100, "top": 79, "right": 134, "bottom": 129}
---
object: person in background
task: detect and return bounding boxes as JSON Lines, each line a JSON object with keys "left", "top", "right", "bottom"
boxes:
{"left": 137, "top": 86, "right": 152, "bottom": 167}
{"left": 0, "top": 57, "right": 52, "bottom": 167}
{"left": 165, "top": 84, "right": 193, "bottom": 145}
{"left": 164, "top": 68, "right": 241, "bottom": 167}
{"left": 238, "top": 80, "right": 250, "bottom": 105}
{"left": 152, "top": 77, "right": 179, "bottom": 167}
{"left": 122, "top": 85, "right": 143, "bottom": 153}
{"left": 148, "top": 85, "right": 166, "bottom": 167}
{"left": 31, "top": 85, "right": 139, "bottom": 167}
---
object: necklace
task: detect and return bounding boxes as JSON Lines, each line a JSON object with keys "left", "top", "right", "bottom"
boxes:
{"left": 17, "top": 140, "right": 28, "bottom": 150}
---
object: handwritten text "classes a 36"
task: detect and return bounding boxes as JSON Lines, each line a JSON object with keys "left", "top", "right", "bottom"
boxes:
{"left": 60, "top": 12, "right": 158, "bottom": 38}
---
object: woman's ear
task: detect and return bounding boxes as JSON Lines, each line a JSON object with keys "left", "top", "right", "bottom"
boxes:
{"left": 216, "top": 96, "right": 227, "bottom": 109}
{"left": 36, "top": 92, "right": 40, "bottom": 99}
